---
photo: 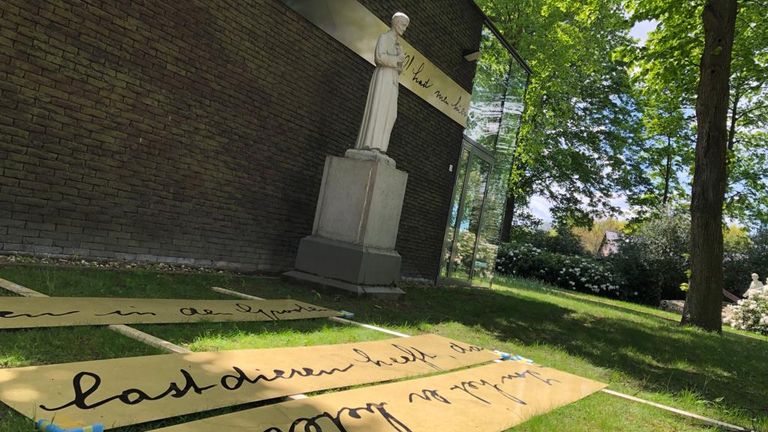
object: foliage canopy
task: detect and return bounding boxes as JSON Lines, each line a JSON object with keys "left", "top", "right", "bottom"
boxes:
{"left": 478, "top": 0, "right": 768, "bottom": 231}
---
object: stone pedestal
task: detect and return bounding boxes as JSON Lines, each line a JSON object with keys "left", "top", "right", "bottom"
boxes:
{"left": 286, "top": 155, "right": 408, "bottom": 298}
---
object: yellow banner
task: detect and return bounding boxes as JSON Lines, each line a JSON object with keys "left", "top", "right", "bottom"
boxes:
{"left": 151, "top": 361, "right": 606, "bottom": 432}
{"left": 0, "top": 335, "right": 497, "bottom": 429}
{"left": 281, "top": 0, "right": 471, "bottom": 127}
{"left": 0, "top": 297, "right": 338, "bottom": 329}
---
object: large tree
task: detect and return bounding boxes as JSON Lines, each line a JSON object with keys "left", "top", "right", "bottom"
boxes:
{"left": 723, "top": 1, "right": 768, "bottom": 227}
{"left": 478, "top": 0, "right": 641, "bottom": 238}
{"left": 627, "top": 88, "right": 695, "bottom": 219}
{"left": 628, "top": 0, "right": 767, "bottom": 227}
{"left": 623, "top": 2, "right": 699, "bottom": 219}
{"left": 682, "top": 0, "right": 739, "bottom": 331}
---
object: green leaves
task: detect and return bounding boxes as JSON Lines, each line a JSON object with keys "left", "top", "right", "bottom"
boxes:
{"left": 629, "top": 0, "right": 768, "bottom": 227}
{"left": 478, "top": 0, "right": 766, "bottom": 231}
{"left": 479, "top": 0, "right": 641, "bottom": 229}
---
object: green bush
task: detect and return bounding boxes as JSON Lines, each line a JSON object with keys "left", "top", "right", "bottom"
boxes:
{"left": 496, "top": 242, "right": 620, "bottom": 299}
{"left": 607, "top": 240, "right": 662, "bottom": 305}
{"left": 723, "top": 228, "right": 768, "bottom": 296}
{"left": 495, "top": 239, "right": 665, "bottom": 306}
{"left": 608, "top": 219, "right": 768, "bottom": 300}
{"left": 608, "top": 212, "right": 689, "bottom": 302}
{"left": 509, "top": 227, "right": 588, "bottom": 256}
{"left": 496, "top": 219, "right": 768, "bottom": 308}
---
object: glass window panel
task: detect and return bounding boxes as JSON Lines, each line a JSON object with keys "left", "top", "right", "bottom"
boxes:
{"left": 464, "top": 28, "right": 512, "bottom": 153}
{"left": 463, "top": 26, "right": 530, "bottom": 285}
{"left": 451, "top": 155, "right": 491, "bottom": 281}
{"left": 479, "top": 59, "right": 529, "bottom": 248}
{"left": 441, "top": 149, "right": 470, "bottom": 278}
{"left": 442, "top": 24, "right": 529, "bottom": 285}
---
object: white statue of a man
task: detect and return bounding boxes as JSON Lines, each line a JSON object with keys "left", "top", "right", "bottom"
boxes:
{"left": 354, "top": 12, "right": 410, "bottom": 154}
{"left": 745, "top": 272, "right": 765, "bottom": 298}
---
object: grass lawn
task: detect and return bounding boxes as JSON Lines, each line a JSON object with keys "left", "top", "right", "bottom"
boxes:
{"left": 0, "top": 264, "right": 766, "bottom": 431}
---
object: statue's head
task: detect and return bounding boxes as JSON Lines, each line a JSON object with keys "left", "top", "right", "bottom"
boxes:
{"left": 752, "top": 273, "right": 759, "bottom": 281}
{"left": 391, "top": 12, "right": 410, "bottom": 36}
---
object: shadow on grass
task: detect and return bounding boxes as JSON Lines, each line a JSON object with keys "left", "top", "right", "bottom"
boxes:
{"left": 1, "top": 265, "right": 766, "bottom": 428}
{"left": 495, "top": 276, "right": 690, "bottom": 326}
{"left": 246, "top": 279, "right": 768, "bottom": 421}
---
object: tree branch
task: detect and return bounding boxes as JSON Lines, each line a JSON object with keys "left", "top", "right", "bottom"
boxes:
{"left": 735, "top": 103, "right": 768, "bottom": 121}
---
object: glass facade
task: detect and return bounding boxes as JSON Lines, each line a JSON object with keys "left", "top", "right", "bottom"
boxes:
{"left": 440, "top": 26, "right": 530, "bottom": 286}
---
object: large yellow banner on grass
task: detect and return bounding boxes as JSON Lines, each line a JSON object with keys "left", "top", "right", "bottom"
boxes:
{"left": 0, "top": 335, "right": 497, "bottom": 429}
{"left": 0, "top": 297, "right": 338, "bottom": 328}
{"left": 151, "top": 361, "right": 607, "bottom": 432}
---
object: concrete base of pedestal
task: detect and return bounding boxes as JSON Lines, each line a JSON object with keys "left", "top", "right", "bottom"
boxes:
{"left": 294, "top": 235, "right": 402, "bottom": 285}
{"left": 284, "top": 270, "right": 405, "bottom": 299}
{"left": 289, "top": 155, "right": 408, "bottom": 298}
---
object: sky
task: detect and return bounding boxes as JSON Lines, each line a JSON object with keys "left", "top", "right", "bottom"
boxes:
{"left": 528, "top": 20, "right": 658, "bottom": 225}
{"left": 629, "top": 20, "right": 658, "bottom": 46}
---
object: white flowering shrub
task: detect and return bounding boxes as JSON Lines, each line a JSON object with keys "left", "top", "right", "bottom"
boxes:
{"left": 723, "top": 290, "right": 768, "bottom": 335}
{"left": 554, "top": 255, "right": 620, "bottom": 296}
{"left": 496, "top": 242, "right": 621, "bottom": 299}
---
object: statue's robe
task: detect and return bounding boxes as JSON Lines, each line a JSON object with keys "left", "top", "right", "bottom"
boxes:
{"left": 745, "top": 280, "right": 765, "bottom": 298}
{"left": 355, "top": 30, "right": 401, "bottom": 153}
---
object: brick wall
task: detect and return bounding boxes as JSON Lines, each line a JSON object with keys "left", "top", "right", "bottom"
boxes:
{"left": 0, "top": 0, "right": 483, "bottom": 279}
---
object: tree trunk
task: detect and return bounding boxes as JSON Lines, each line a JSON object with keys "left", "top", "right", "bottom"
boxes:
{"left": 727, "top": 85, "right": 740, "bottom": 150}
{"left": 681, "top": 0, "right": 738, "bottom": 332}
{"left": 662, "top": 136, "right": 672, "bottom": 206}
{"left": 500, "top": 191, "right": 516, "bottom": 243}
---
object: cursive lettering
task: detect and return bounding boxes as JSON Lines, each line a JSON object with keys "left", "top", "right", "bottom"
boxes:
{"left": 448, "top": 342, "right": 484, "bottom": 354}
{"left": 40, "top": 370, "right": 216, "bottom": 412}
{"left": 449, "top": 379, "right": 527, "bottom": 406}
{"left": 0, "top": 310, "right": 79, "bottom": 319}
{"left": 95, "top": 310, "right": 157, "bottom": 317}
{"left": 221, "top": 364, "right": 354, "bottom": 391}
{"left": 411, "top": 63, "right": 433, "bottom": 89}
{"left": 501, "top": 369, "right": 561, "bottom": 386}
{"left": 40, "top": 361, "right": 358, "bottom": 412}
{"left": 401, "top": 53, "right": 415, "bottom": 73}
{"left": 352, "top": 344, "right": 440, "bottom": 370}
{"left": 408, "top": 388, "right": 451, "bottom": 404}
{"left": 434, "top": 90, "right": 449, "bottom": 105}
{"left": 262, "top": 402, "right": 412, "bottom": 432}
{"left": 179, "top": 307, "right": 232, "bottom": 317}
{"left": 234, "top": 303, "right": 329, "bottom": 321}
{"left": 451, "top": 96, "right": 467, "bottom": 116}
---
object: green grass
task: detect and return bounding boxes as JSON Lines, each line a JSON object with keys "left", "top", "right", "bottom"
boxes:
{"left": 0, "top": 264, "right": 766, "bottom": 431}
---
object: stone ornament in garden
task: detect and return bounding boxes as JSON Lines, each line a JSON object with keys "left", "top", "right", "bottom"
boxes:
{"left": 724, "top": 284, "right": 768, "bottom": 335}
{"left": 746, "top": 272, "right": 765, "bottom": 298}
{"left": 724, "top": 273, "right": 768, "bottom": 335}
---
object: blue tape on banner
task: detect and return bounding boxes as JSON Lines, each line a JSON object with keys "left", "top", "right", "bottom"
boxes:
{"left": 494, "top": 350, "right": 534, "bottom": 364}
{"left": 36, "top": 419, "right": 104, "bottom": 432}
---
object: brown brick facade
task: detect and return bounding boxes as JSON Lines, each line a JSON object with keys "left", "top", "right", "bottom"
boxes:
{"left": 0, "top": 1, "right": 483, "bottom": 279}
